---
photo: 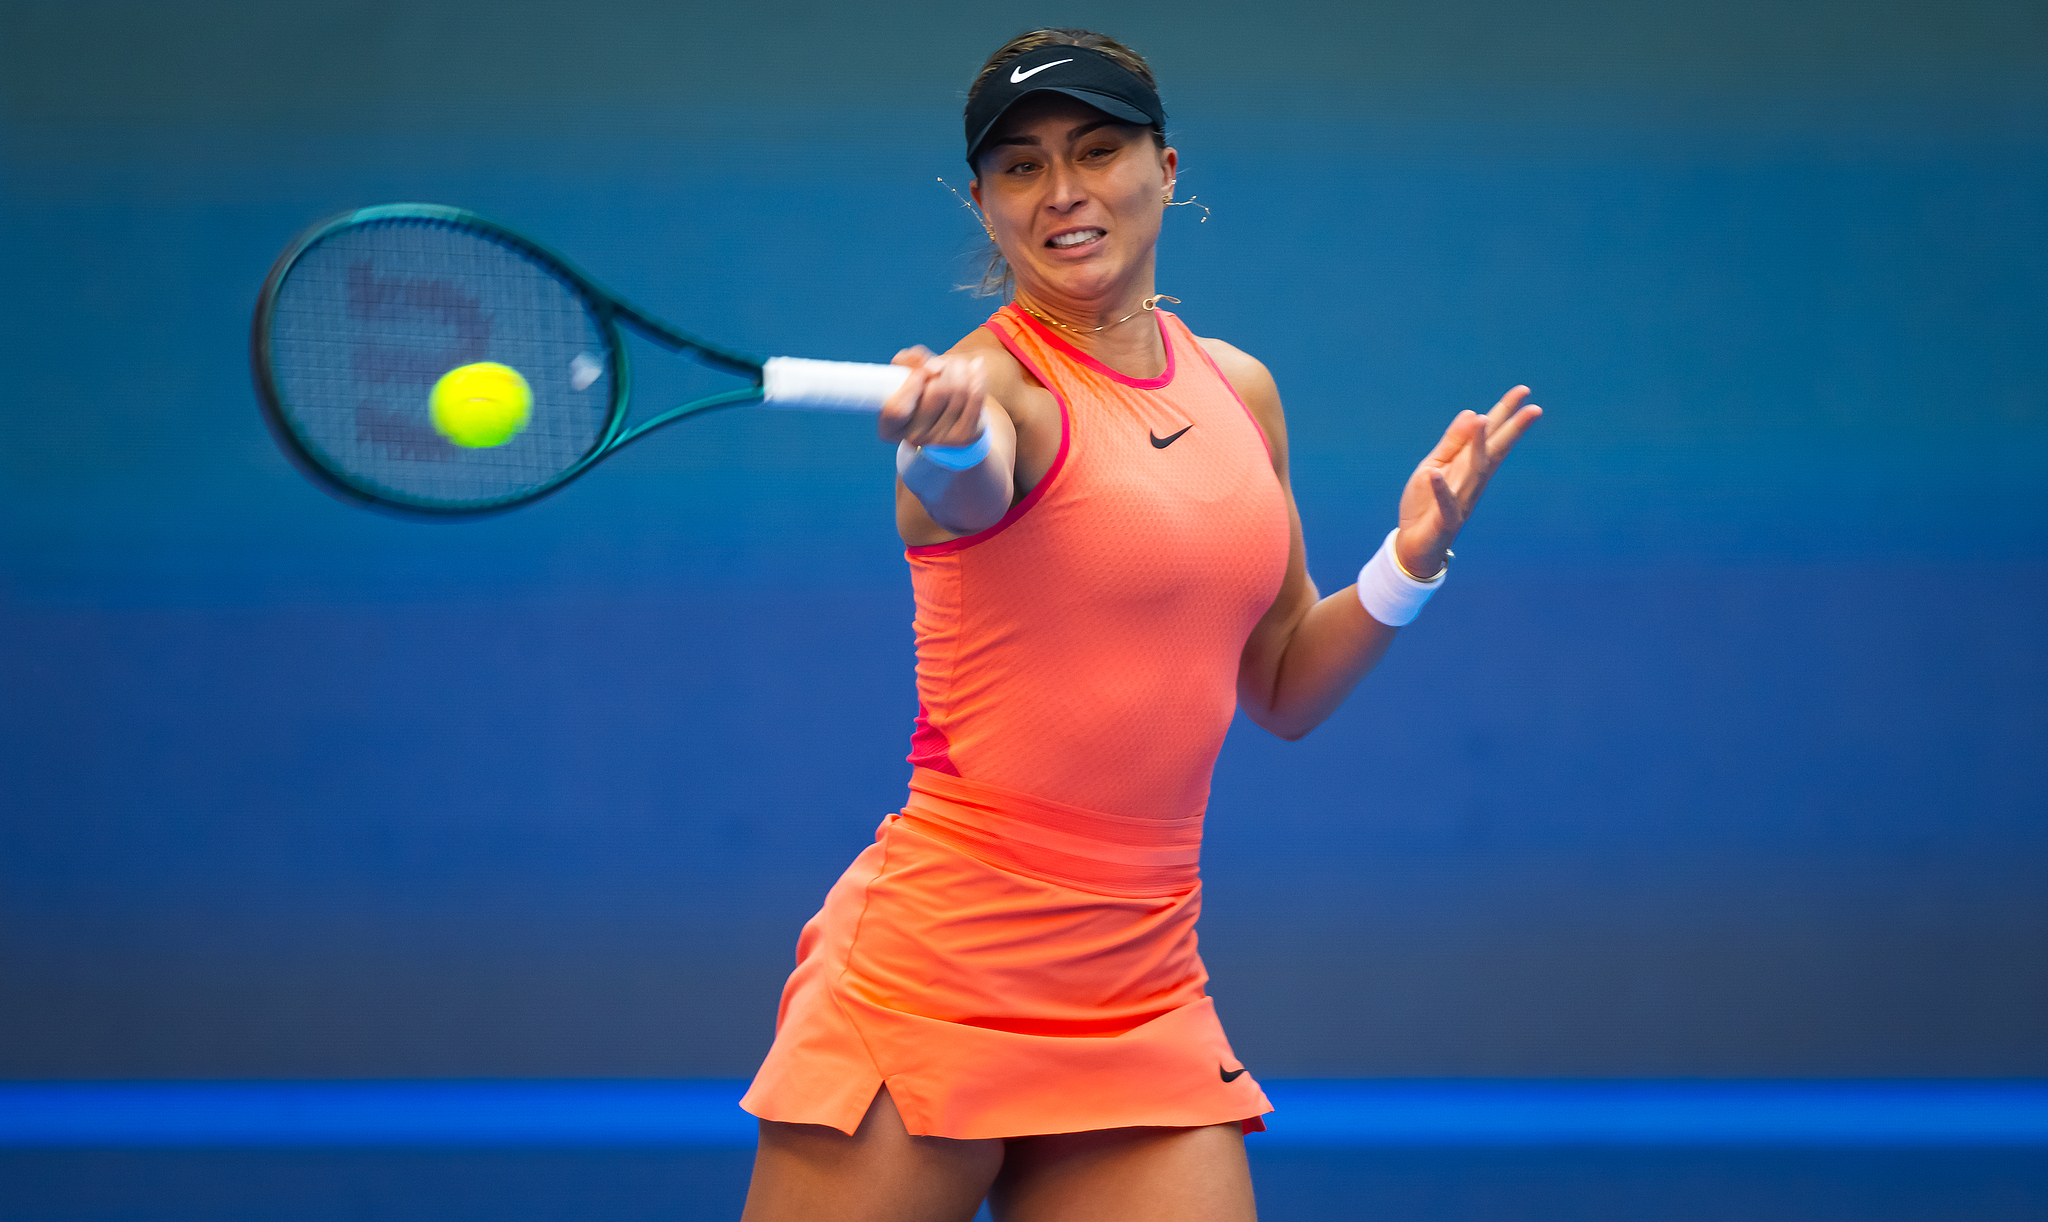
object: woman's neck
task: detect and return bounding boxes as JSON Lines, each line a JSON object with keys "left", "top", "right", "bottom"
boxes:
{"left": 1012, "top": 281, "right": 1169, "bottom": 380}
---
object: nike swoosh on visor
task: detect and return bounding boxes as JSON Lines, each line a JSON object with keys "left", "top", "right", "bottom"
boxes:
{"left": 1010, "top": 59, "right": 1073, "bottom": 83}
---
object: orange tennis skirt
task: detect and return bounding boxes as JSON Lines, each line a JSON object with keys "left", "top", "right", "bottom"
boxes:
{"left": 739, "top": 768, "right": 1271, "bottom": 1140}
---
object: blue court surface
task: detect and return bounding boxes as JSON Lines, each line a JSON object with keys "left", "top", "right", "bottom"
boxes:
{"left": 7, "top": 1080, "right": 2048, "bottom": 1148}
{"left": 4, "top": 1080, "right": 2046, "bottom": 1220}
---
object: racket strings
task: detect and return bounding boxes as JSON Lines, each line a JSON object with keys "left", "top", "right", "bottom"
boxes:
{"left": 267, "top": 218, "right": 615, "bottom": 509}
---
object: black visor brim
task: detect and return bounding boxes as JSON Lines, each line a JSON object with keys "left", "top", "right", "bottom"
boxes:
{"left": 968, "top": 88, "right": 1158, "bottom": 166}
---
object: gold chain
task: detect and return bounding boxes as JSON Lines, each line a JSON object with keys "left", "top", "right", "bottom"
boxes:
{"left": 1015, "top": 294, "right": 1181, "bottom": 335}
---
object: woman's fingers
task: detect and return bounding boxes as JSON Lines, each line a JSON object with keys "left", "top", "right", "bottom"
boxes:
{"left": 877, "top": 354, "right": 933, "bottom": 441}
{"left": 950, "top": 357, "right": 988, "bottom": 446}
{"left": 1486, "top": 385, "right": 1531, "bottom": 426}
{"left": 1487, "top": 403, "right": 1544, "bottom": 455}
{"left": 1397, "top": 387, "right": 1542, "bottom": 548}
{"left": 1455, "top": 392, "right": 1541, "bottom": 482}
{"left": 909, "top": 356, "right": 952, "bottom": 440}
{"left": 1428, "top": 468, "right": 1463, "bottom": 530}
{"left": 884, "top": 345, "right": 962, "bottom": 440}
{"left": 1424, "top": 410, "right": 1481, "bottom": 466}
{"left": 928, "top": 358, "right": 986, "bottom": 447}
{"left": 896, "top": 355, "right": 987, "bottom": 449}
{"left": 1449, "top": 399, "right": 1543, "bottom": 513}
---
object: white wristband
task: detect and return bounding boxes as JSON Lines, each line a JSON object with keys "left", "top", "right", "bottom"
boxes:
{"left": 916, "top": 428, "right": 992, "bottom": 471}
{"left": 1356, "top": 528, "right": 1445, "bottom": 627}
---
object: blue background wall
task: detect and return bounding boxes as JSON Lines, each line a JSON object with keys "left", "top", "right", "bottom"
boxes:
{"left": 4, "top": 0, "right": 2046, "bottom": 1085}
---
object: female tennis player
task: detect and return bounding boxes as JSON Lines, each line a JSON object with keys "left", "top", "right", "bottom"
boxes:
{"left": 739, "top": 29, "right": 1540, "bottom": 1222}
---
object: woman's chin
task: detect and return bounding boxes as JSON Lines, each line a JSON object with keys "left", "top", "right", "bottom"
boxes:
{"left": 1020, "top": 255, "right": 1130, "bottom": 303}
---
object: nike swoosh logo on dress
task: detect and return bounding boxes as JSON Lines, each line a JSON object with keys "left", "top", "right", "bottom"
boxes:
{"left": 1150, "top": 426, "right": 1193, "bottom": 449}
{"left": 1010, "top": 60, "right": 1073, "bottom": 83}
{"left": 1220, "top": 1065, "right": 1247, "bottom": 1083}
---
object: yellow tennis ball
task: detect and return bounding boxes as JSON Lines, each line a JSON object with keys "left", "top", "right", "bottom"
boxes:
{"left": 429, "top": 362, "right": 532, "bottom": 449}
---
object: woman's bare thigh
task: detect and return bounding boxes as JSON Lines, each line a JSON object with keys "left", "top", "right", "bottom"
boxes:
{"left": 741, "top": 1087, "right": 1002, "bottom": 1222}
{"left": 989, "top": 1122, "right": 1256, "bottom": 1222}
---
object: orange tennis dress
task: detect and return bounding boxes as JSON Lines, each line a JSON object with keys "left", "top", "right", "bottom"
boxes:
{"left": 740, "top": 304, "right": 1290, "bottom": 1139}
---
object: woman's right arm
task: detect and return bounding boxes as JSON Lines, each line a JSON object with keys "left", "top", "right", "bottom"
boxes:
{"left": 881, "top": 344, "right": 1016, "bottom": 542}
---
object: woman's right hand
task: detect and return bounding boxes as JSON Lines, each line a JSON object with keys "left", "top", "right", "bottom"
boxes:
{"left": 878, "top": 346, "right": 989, "bottom": 448}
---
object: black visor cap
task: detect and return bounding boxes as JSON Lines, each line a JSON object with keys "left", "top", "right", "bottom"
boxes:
{"left": 965, "top": 44, "right": 1165, "bottom": 167}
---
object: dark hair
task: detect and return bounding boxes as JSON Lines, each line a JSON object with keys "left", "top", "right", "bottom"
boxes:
{"left": 962, "top": 28, "right": 1167, "bottom": 298}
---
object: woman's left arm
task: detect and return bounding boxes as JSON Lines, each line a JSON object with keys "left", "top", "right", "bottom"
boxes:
{"left": 1204, "top": 339, "right": 1542, "bottom": 741}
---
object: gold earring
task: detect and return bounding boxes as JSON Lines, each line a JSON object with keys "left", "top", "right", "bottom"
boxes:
{"left": 937, "top": 176, "right": 996, "bottom": 241}
{"left": 1163, "top": 187, "right": 1210, "bottom": 222}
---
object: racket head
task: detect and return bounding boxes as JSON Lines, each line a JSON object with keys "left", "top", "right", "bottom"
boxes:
{"left": 252, "top": 204, "right": 631, "bottom": 519}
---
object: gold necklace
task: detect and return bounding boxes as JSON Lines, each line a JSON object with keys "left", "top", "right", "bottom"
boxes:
{"left": 1015, "top": 294, "right": 1180, "bottom": 334}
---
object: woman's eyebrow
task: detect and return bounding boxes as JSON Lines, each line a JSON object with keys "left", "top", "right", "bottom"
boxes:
{"left": 989, "top": 119, "right": 1130, "bottom": 150}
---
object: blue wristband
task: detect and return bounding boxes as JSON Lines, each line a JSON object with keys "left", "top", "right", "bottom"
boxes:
{"left": 918, "top": 429, "right": 992, "bottom": 471}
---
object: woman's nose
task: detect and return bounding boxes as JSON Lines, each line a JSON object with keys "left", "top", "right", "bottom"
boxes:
{"left": 1044, "top": 164, "right": 1086, "bottom": 211}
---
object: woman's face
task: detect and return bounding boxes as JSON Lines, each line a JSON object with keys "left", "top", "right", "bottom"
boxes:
{"left": 971, "top": 93, "right": 1176, "bottom": 307}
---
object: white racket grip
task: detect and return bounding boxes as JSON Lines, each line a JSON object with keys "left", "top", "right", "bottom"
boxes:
{"left": 760, "top": 357, "right": 909, "bottom": 412}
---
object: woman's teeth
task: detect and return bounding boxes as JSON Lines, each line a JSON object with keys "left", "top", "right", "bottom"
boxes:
{"left": 1049, "top": 229, "right": 1105, "bottom": 248}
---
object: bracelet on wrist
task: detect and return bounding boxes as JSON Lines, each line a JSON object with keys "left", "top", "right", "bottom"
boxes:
{"left": 1393, "top": 544, "right": 1452, "bottom": 584}
{"left": 1356, "top": 528, "right": 1450, "bottom": 627}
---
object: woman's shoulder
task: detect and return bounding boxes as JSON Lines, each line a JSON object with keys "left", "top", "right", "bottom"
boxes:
{"left": 1191, "top": 335, "right": 1274, "bottom": 398}
{"left": 946, "top": 321, "right": 1016, "bottom": 365}
{"left": 1192, "top": 334, "right": 1288, "bottom": 471}
{"left": 946, "top": 320, "right": 1045, "bottom": 398}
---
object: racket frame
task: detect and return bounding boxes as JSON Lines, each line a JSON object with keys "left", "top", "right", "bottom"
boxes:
{"left": 251, "top": 203, "right": 771, "bottom": 520}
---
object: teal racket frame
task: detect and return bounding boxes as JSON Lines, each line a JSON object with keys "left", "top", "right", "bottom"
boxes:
{"left": 252, "top": 203, "right": 772, "bottom": 520}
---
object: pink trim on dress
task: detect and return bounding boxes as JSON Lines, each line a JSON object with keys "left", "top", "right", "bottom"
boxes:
{"left": 1011, "top": 304, "right": 1177, "bottom": 391}
{"left": 906, "top": 704, "right": 960, "bottom": 775}
{"left": 903, "top": 314, "right": 1074, "bottom": 558}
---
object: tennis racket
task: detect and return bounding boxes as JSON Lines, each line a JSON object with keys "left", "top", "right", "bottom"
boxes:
{"left": 251, "top": 203, "right": 908, "bottom": 518}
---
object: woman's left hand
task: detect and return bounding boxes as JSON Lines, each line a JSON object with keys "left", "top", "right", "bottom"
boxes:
{"left": 1394, "top": 385, "right": 1544, "bottom": 578}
